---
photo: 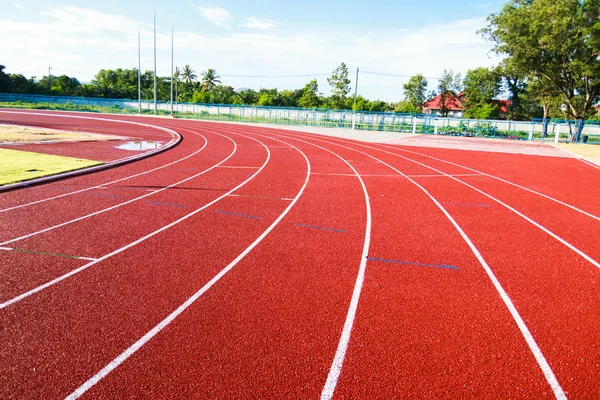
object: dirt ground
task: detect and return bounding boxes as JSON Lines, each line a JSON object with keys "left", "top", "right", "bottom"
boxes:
{"left": 550, "top": 142, "right": 600, "bottom": 166}
{"left": 0, "top": 124, "right": 126, "bottom": 144}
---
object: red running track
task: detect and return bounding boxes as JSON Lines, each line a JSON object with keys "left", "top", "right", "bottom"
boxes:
{"left": 1, "top": 110, "right": 599, "bottom": 399}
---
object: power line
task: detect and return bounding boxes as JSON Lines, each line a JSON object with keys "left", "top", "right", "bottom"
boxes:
{"left": 219, "top": 73, "right": 331, "bottom": 79}
{"left": 362, "top": 70, "right": 441, "bottom": 80}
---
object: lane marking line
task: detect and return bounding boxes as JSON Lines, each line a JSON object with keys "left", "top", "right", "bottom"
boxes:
{"left": 259, "top": 129, "right": 567, "bottom": 399}
{"left": 65, "top": 130, "right": 312, "bottom": 400}
{"left": 227, "top": 194, "right": 293, "bottom": 201}
{"left": 440, "top": 202, "right": 491, "bottom": 208}
{"left": 216, "top": 165, "right": 261, "bottom": 169}
{"left": 0, "top": 246, "right": 98, "bottom": 261}
{"left": 367, "top": 257, "right": 461, "bottom": 271}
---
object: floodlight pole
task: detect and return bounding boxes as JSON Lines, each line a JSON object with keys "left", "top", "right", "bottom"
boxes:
{"left": 138, "top": 29, "right": 141, "bottom": 114}
{"left": 351, "top": 67, "right": 359, "bottom": 130}
{"left": 153, "top": 10, "right": 157, "bottom": 115}
{"left": 170, "top": 27, "right": 174, "bottom": 116}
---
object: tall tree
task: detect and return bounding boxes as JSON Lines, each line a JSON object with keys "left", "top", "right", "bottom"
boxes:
{"left": 181, "top": 64, "right": 196, "bottom": 84}
{"left": 298, "top": 79, "right": 321, "bottom": 108}
{"left": 327, "top": 62, "right": 351, "bottom": 110}
{"left": 462, "top": 67, "right": 501, "bottom": 119}
{"left": 481, "top": 0, "right": 600, "bottom": 124}
{"left": 437, "top": 70, "right": 462, "bottom": 117}
{"left": 201, "top": 68, "right": 221, "bottom": 91}
{"left": 403, "top": 74, "right": 429, "bottom": 112}
{"left": 0, "top": 65, "right": 14, "bottom": 93}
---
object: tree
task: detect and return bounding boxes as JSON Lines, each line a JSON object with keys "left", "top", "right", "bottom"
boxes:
{"left": 437, "top": 70, "right": 462, "bottom": 117}
{"left": 481, "top": 0, "right": 600, "bottom": 127}
{"left": 403, "top": 74, "right": 429, "bottom": 112}
{"left": 327, "top": 62, "right": 351, "bottom": 109}
{"left": 201, "top": 68, "right": 221, "bottom": 91}
{"left": 462, "top": 67, "right": 501, "bottom": 119}
{"left": 181, "top": 64, "right": 196, "bottom": 84}
{"left": 53, "top": 75, "right": 81, "bottom": 96}
{"left": 298, "top": 79, "right": 321, "bottom": 108}
{"left": 0, "top": 65, "right": 14, "bottom": 93}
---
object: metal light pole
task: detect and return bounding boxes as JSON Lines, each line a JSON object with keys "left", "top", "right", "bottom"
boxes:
{"left": 170, "top": 27, "right": 174, "bottom": 116}
{"left": 351, "top": 67, "right": 359, "bottom": 130}
{"left": 175, "top": 66, "right": 179, "bottom": 110}
{"left": 138, "top": 29, "right": 141, "bottom": 114}
{"left": 153, "top": 10, "right": 157, "bottom": 115}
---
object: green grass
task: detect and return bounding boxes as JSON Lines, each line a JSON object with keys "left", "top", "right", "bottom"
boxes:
{"left": 0, "top": 148, "right": 102, "bottom": 185}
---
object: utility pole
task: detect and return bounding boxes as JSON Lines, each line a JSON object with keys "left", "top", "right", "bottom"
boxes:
{"left": 138, "top": 29, "right": 141, "bottom": 114}
{"left": 170, "top": 27, "right": 174, "bottom": 116}
{"left": 48, "top": 66, "right": 52, "bottom": 90}
{"left": 153, "top": 10, "right": 157, "bottom": 115}
{"left": 352, "top": 67, "right": 359, "bottom": 130}
{"left": 175, "top": 66, "right": 179, "bottom": 110}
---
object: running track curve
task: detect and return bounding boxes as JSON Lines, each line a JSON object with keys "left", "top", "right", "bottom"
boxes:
{"left": 1, "top": 110, "right": 599, "bottom": 399}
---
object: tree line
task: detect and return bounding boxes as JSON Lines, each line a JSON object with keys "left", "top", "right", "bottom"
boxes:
{"left": 0, "top": 1, "right": 599, "bottom": 122}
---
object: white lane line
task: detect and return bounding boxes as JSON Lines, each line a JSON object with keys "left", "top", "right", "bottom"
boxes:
{"left": 65, "top": 132, "right": 311, "bottom": 399}
{"left": 0, "top": 134, "right": 225, "bottom": 247}
{"left": 0, "top": 246, "right": 14, "bottom": 251}
{"left": 221, "top": 127, "right": 373, "bottom": 400}
{"left": 406, "top": 173, "right": 485, "bottom": 178}
{"left": 0, "top": 121, "right": 200, "bottom": 214}
{"left": 266, "top": 130, "right": 567, "bottom": 399}
{"left": 77, "top": 256, "right": 98, "bottom": 261}
{"left": 216, "top": 166, "right": 261, "bottom": 169}
{"left": 0, "top": 133, "right": 251, "bottom": 309}
{"left": 373, "top": 142, "right": 600, "bottom": 222}
{"left": 227, "top": 194, "right": 294, "bottom": 201}
{"left": 578, "top": 158, "right": 600, "bottom": 170}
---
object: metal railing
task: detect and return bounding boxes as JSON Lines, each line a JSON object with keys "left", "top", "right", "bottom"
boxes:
{"left": 1, "top": 93, "right": 598, "bottom": 143}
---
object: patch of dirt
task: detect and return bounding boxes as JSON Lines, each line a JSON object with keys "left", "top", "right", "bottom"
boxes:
{"left": 0, "top": 124, "right": 129, "bottom": 144}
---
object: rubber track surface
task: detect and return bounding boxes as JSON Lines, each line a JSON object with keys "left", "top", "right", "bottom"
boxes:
{"left": 1, "top": 111, "right": 598, "bottom": 399}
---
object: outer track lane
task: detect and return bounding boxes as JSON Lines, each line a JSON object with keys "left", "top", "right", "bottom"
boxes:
{"left": 229, "top": 126, "right": 565, "bottom": 398}
{"left": 373, "top": 142, "right": 600, "bottom": 217}
{"left": 256, "top": 127, "right": 598, "bottom": 398}
{"left": 0, "top": 130, "right": 310, "bottom": 398}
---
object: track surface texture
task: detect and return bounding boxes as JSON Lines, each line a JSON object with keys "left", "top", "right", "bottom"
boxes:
{"left": 1, "top": 109, "right": 599, "bottom": 400}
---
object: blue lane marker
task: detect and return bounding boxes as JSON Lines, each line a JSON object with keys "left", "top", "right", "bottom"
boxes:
{"left": 146, "top": 200, "right": 186, "bottom": 209}
{"left": 440, "top": 202, "right": 491, "bottom": 208}
{"left": 214, "top": 209, "right": 260, "bottom": 220}
{"left": 367, "top": 257, "right": 461, "bottom": 271}
{"left": 295, "top": 223, "right": 347, "bottom": 234}
{"left": 90, "top": 193, "right": 120, "bottom": 199}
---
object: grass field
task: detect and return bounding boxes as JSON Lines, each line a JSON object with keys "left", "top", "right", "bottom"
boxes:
{"left": 0, "top": 148, "right": 102, "bottom": 185}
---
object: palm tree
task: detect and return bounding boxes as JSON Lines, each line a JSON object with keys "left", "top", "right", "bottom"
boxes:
{"left": 181, "top": 64, "right": 196, "bottom": 84}
{"left": 201, "top": 68, "right": 221, "bottom": 91}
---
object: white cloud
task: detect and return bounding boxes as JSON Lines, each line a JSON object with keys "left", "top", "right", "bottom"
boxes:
{"left": 0, "top": 6, "right": 500, "bottom": 101}
{"left": 240, "top": 17, "right": 280, "bottom": 30}
{"left": 196, "top": 5, "right": 231, "bottom": 28}
{"left": 12, "top": 2, "right": 24, "bottom": 10}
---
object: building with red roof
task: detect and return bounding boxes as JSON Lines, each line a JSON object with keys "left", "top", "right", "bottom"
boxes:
{"left": 422, "top": 92, "right": 510, "bottom": 119}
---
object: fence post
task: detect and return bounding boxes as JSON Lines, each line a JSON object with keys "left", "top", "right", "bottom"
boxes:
{"left": 434, "top": 118, "right": 438, "bottom": 135}
{"left": 412, "top": 116, "right": 417, "bottom": 134}
{"left": 529, "top": 122, "right": 534, "bottom": 140}
{"left": 555, "top": 123, "right": 561, "bottom": 143}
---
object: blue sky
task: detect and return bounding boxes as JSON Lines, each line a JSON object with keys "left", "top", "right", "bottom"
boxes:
{"left": 2, "top": 1, "right": 507, "bottom": 101}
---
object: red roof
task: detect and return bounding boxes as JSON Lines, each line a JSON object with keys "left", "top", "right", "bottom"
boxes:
{"left": 422, "top": 92, "right": 465, "bottom": 111}
{"left": 492, "top": 99, "right": 510, "bottom": 114}
{"left": 423, "top": 93, "right": 510, "bottom": 115}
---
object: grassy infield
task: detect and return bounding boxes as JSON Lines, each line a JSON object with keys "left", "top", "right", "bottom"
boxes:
{"left": 0, "top": 148, "right": 101, "bottom": 186}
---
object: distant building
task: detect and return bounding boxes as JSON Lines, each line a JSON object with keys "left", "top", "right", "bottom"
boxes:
{"left": 422, "top": 92, "right": 510, "bottom": 119}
